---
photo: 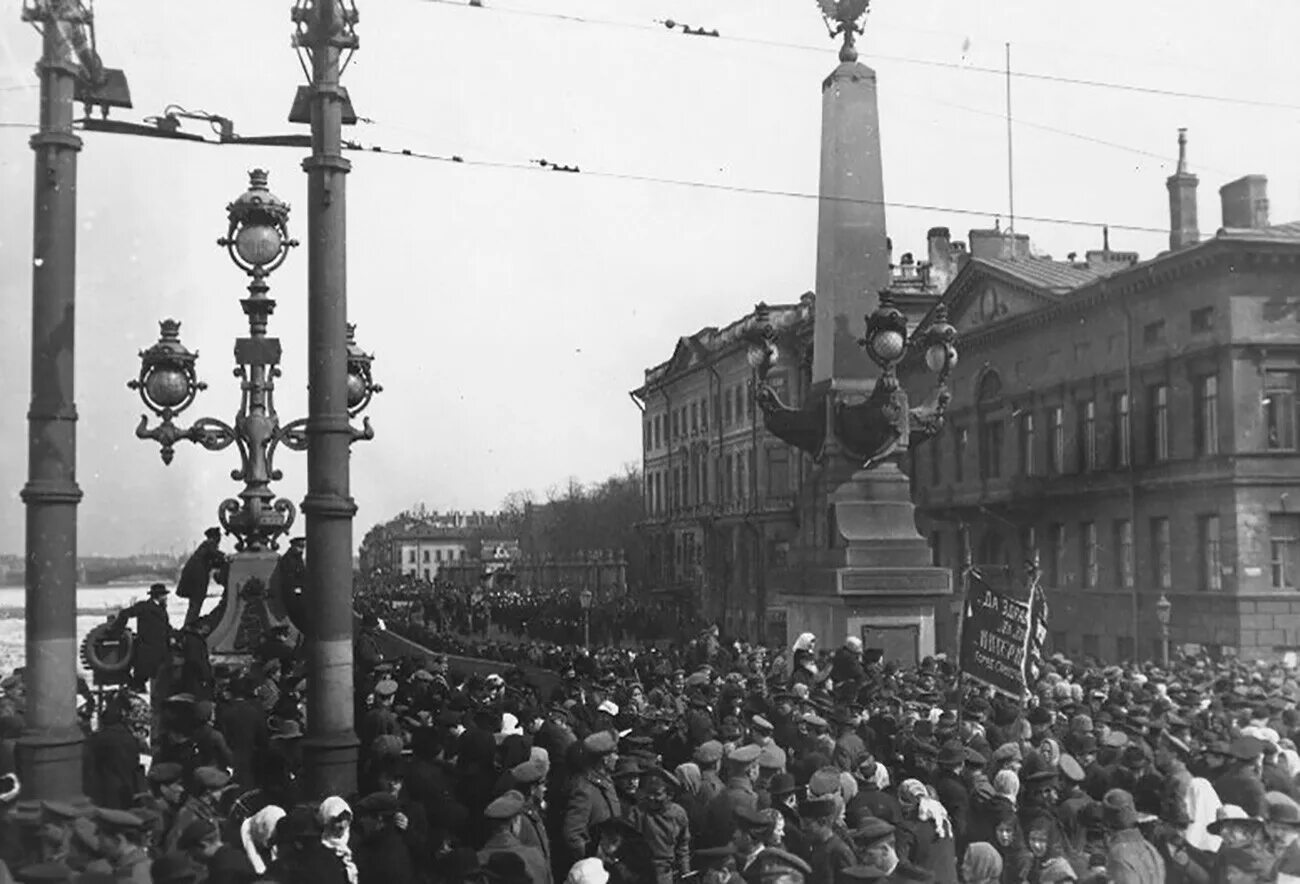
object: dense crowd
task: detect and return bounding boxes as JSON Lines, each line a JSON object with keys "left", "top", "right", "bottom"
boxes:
{"left": 365, "top": 578, "right": 706, "bottom": 647}
{"left": 7, "top": 550, "right": 1300, "bottom": 884}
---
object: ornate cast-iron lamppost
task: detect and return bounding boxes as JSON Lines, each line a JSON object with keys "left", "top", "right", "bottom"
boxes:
{"left": 1155, "top": 592, "right": 1172, "bottom": 666}
{"left": 747, "top": 296, "right": 957, "bottom": 470}
{"left": 129, "top": 169, "right": 380, "bottom": 553}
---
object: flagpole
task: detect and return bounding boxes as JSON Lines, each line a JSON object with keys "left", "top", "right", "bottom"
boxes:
{"left": 956, "top": 541, "right": 974, "bottom": 735}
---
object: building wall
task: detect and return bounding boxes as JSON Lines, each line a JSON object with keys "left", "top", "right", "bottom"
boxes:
{"left": 910, "top": 244, "right": 1300, "bottom": 661}
{"left": 398, "top": 542, "right": 471, "bottom": 580}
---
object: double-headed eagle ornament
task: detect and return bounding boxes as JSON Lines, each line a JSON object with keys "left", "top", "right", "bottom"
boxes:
{"left": 817, "top": 0, "right": 871, "bottom": 62}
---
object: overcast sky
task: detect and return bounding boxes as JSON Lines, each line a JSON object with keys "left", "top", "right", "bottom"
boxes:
{"left": 1, "top": 0, "right": 1298, "bottom": 557}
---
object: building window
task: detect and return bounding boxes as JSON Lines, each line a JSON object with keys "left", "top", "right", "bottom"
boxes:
{"left": 1148, "top": 384, "right": 1169, "bottom": 462}
{"left": 1045, "top": 522, "right": 1066, "bottom": 586}
{"left": 724, "top": 455, "right": 734, "bottom": 502}
{"left": 1080, "top": 522, "right": 1098, "bottom": 588}
{"left": 1266, "top": 371, "right": 1298, "bottom": 450}
{"left": 1190, "top": 306, "right": 1215, "bottom": 333}
{"left": 1116, "top": 635, "right": 1135, "bottom": 661}
{"left": 1020, "top": 526, "right": 1038, "bottom": 569}
{"left": 1271, "top": 514, "right": 1300, "bottom": 590}
{"left": 980, "top": 419, "right": 1004, "bottom": 480}
{"left": 1114, "top": 519, "right": 1134, "bottom": 589}
{"left": 930, "top": 531, "right": 943, "bottom": 567}
{"left": 1112, "top": 391, "right": 1131, "bottom": 468}
{"left": 435, "top": 549, "right": 443, "bottom": 562}
{"left": 1151, "top": 516, "right": 1172, "bottom": 589}
{"left": 1143, "top": 320, "right": 1166, "bottom": 346}
{"left": 748, "top": 448, "right": 757, "bottom": 499}
{"left": 1047, "top": 406, "right": 1064, "bottom": 474}
{"left": 1077, "top": 400, "right": 1097, "bottom": 471}
{"left": 1198, "top": 514, "right": 1222, "bottom": 591}
{"left": 422, "top": 550, "right": 430, "bottom": 563}
{"left": 746, "top": 384, "right": 755, "bottom": 420}
{"left": 644, "top": 421, "right": 652, "bottom": 451}
{"left": 725, "top": 392, "right": 733, "bottom": 426}
{"left": 1081, "top": 634, "right": 1099, "bottom": 659}
{"left": 690, "top": 402, "right": 699, "bottom": 433}
{"left": 711, "top": 393, "right": 720, "bottom": 428}
{"left": 406, "top": 549, "right": 415, "bottom": 564}
{"left": 930, "top": 437, "right": 943, "bottom": 486}
{"left": 671, "top": 410, "right": 679, "bottom": 439}
{"left": 424, "top": 569, "right": 431, "bottom": 581}
{"left": 1017, "top": 411, "right": 1036, "bottom": 476}
{"left": 654, "top": 416, "right": 662, "bottom": 448}
{"left": 701, "top": 397, "right": 709, "bottom": 431}
{"left": 1194, "top": 374, "right": 1219, "bottom": 456}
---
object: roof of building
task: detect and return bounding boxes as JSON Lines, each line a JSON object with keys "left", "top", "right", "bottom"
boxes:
{"left": 975, "top": 256, "right": 1117, "bottom": 294}
{"left": 1216, "top": 220, "right": 1300, "bottom": 242}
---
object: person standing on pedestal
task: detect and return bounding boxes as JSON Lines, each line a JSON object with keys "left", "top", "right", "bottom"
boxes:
{"left": 269, "top": 537, "right": 308, "bottom": 632}
{"left": 177, "top": 529, "right": 228, "bottom": 627}
{"left": 110, "top": 584, "right": 173, "bottom": 693}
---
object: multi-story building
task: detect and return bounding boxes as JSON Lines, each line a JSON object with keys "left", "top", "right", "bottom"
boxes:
{"left": 388, "top": 510, "right": 512, "bottom": 581}
{"left": 631, "top": 238, "right": 958, "bottom": 640}
{"left": 908, "top": 153, "right": 1300, "bottom": 661}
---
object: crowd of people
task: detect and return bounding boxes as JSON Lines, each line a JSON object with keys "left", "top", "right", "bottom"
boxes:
{"left": 5, "top": 550, "right": 1300, "bottom": 884}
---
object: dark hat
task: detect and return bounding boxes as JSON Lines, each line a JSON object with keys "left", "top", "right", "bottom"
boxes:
{"left": 510, "top": 759, "right": 547, "bottom": 786}
{"left": 748, "top": 847, "right": 811, "bottom": 877}
{"left": 582, "top": 731, "right": 617, "bottom": 755}
{"left": 937, "top": 740, "right": 965, "bottom": 767}
{"left": 290, "top": 536, "right": 306, "bottom": 546}
{"left": 484, "top": 790, "right": 525, "bottom": 820}
{"left": 734, "top": 805, "right": 772, "bottom": 832}
{"left": 192, "top": 766, "right": 231, "bottom": 791}
{"left": 964, "top": 746, "right": 988, "bottom": 767}
{"left": 694, "top": 843, "right": 739, "bottom": 868}
{"left": 1020, "top": 752, "right": 1060, "bottom": 783}
{"left": 856, "top": 817, "right": 896, "bottom": 848}
{"left": 176, "top": 818, "right": 219, "bottom": 851}
{"left": 1121, "top": 745, "right": 1147, "bottom": 769}
{"left": 145, "top": 762, "right": 182, "bottom": 785}
{"left": 1229, "top": 736, "right": 1265, "bottom": 762}
{"left": 837, "top": 867, "right": 889, "bottom": 882}
{"left": 1267, "top": 795, "right": 1300, "bottom": 827}
{"left": 800, "top": 795, "right": 837, "bottom": 819}
{"left": 769, "top": 772, "right": 799, "bottom": 797}
{"left": 150, "top": 853, "right": 202, "bottom": 883}
{"left": 204, "top": 527, "right": 222, "bottom": 539}
{"left": 148, "top": 583, "right": 169, "bottom": 598}
{"left": 1102, "top": 789, "right": 1138, "bottom": 830}
{"left": 270, "top": 719, "right": 303, "bottom": 740}
{"left": 612, "top": 757, "right": 643, "bottom": 780}
{"left": 1028, "top": 706, "right": 1053, "bottom": 727}
{"left": 94, "top": 808, "right": 143, "bottom": 833}
{"left": 356, "top": 791, "right": 400, "bottom": 815}
{"left": 594, "top": 816, "right": 642, "bottom": 843}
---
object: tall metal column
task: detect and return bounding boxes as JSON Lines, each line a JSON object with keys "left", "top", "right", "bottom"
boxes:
{"left": 297, "top": 0, "right": 360, "bottom": 798}
{"left": 19, "top": 16, "right": 85, "bottom": 805}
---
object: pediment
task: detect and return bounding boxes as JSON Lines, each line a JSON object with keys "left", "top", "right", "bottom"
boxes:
{"left": 944, "top": 261, "right": 1061, "bottom": 334}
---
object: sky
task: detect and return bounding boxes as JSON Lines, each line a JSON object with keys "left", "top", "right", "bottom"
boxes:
{"left": 1, "top": 0, "right": 1299, "bottom": 556}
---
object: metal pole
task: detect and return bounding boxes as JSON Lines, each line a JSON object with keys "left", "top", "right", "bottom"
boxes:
{"left": 19, "top": 13, "right": 86, "bottom": 806}
{"left": 1005, "top": 42, "right": 1015, "bottom": 234}
{"left": 584, "top": 609, "right": 590, "bottom": 648}
{"left": 301, "top": 0, "right": 359, "bottom": 799}
{"left": 1161, "top": 627, "right": 1170, "bottom": 667}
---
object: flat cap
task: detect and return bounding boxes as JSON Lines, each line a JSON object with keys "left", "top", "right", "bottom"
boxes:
{"left": 583, "top": 731, "right": 618, "bottom": 755}
{"left": 758, "top": 744, "right": 785, "bottom": 771}
{"left": 374, "top": 679, "right": 398, "bottom": 697}
{"left": 693, "top": 741, "right": 724, "bottom": 765}
{"left": 510, "top": 759, "right": 547, "bottom": 786}
{"left": 800, "top": 796, "right": 837, "bottom": 819}
{"left": 41, "top": 801, "right": 80, "bottom": 821}
{"left": 146, "top": 763, "right": 184, "bottom": 786}
{"left": 192, "top": 766, "right": 231, "bottom": 790}
{"left": 857, "top": 817, "right": 896, "bottom": 848}
{"left": 751, "top": 715, "right": 774, "bottom": 732}
{"left": 355, "top": 791, "right": 399, "bottom": 815}
{"left": 734, "top": 805, "right": 771, "bottom": 831}
{"left": 94, "top": 808, "right": 144, "bottom": 831}
{"left": 484, "top": 790, "right": 525, "bottom": 820}
{"left": 726, "top": 744, "right": 762, "bottom": 765}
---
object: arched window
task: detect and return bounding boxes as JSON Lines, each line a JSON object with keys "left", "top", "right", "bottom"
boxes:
{"left": 977, "top": 370, "right": 1003, "bottom": 405}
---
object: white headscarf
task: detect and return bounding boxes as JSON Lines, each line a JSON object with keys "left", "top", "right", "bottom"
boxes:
{"left": 317, "top": 796, "right": 358, "bottom": 884}
{"left": 900, "top": 778, "right": 954, "bottom": 840}
{"left": 1183, "top": 777, "right": 1223, "bottom": 852}
{"left": 239, "top": 805, "right": 285, "bottom": 875}
{"left": 792, "top": 633, "right": 816, "bottom": 653}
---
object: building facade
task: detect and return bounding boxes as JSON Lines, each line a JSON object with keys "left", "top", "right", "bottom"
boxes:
{"left": 907, "top": 172, "right": 1300, "bottom": 661}
{"left": 632, "top": 238, "right": 957, "bottom": 641}
{"left": 388, "top": 510, "right": 511, "bottom": 582}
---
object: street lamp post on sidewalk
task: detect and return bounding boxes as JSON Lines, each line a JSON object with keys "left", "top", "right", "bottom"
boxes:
{"left": 1156, "top": 593, "right": 1172, "bottom": 667}
{"left": 580, "top": 588, "right": 594, "bottom": 648}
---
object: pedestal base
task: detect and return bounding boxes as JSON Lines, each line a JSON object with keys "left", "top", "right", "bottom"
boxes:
{"left": 205, "top": 552, "right": 301, "bottom": 666}
{"left": 13, "top": 728, "right": 86, "bottom": 813}
{"left": 770, "top": 461, "right": 953, "bottom": 665}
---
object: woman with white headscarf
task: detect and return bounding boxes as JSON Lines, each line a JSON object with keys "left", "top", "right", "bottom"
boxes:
{"left": 896, "top": 778, "right": 959, "bottom": 884}
{"left": 317, "top": 796, "right": 359, "bottom": 884}
{"left": 240, "top": 805, "right": 286, "bottom": 876}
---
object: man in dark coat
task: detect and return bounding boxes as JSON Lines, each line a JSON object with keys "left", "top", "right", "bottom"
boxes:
{"left": 177, "top": 528, "right": 227, "bottom": 626}
{"left": 82, "top": 700, "right": 143, "bottom": 809}
{"left": 111, "top": 583, "right": 173, "bottom": 692}
{"left": 934, "top": 741, "right": 972, "bottom": 853}
{"left": 216, "top": 678, "right": 267, "bottom": 788}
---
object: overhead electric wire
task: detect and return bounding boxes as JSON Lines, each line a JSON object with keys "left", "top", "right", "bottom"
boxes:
{"left": 417, "top": 0, "right": 1300, "bottom": 112}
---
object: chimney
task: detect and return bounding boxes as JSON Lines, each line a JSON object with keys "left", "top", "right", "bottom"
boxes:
{"left": 927, "top": 226, "right": 955, "bottom": 290}
{"left": 968, "top": 228, "right": 1031, "bottom": 261}
{"left": 1220, "top": 174, "right": 1269, "bottom": 230}
{"left": 1166, "top": 129, "right": 1199, "bottom": 250}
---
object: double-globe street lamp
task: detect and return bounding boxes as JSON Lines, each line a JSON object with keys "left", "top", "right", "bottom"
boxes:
{"left": 746, "top": 295, "right": 958, "bottom": 469}
{"left": 129, "top": 169, "right": 381, "bottom": 554}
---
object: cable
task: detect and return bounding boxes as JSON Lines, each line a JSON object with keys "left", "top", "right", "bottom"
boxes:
{"left": 342, "top": 139, "right": 1167, "bottom": 234}
{"left": 416, "top": 0, "right": 1300, "bottom": 113}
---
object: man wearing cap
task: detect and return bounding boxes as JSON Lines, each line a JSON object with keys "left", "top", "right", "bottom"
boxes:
{"left": 269, "top": 535, "right": 308, "bottom": 633}
{"left": 82, "top": 699, "right": 143, "bottom": 810}
{"left": 802, "top": 795, "right": 855, "bottom": 883}
{"left": 481, "top": 790, "right": 551, "bottom": 884}
{"left": 142, "top": 762, "right": 186, "bottom": 837}
{"left": 109, "top": 583, "right": 172, "bottom": 692}
{"left": 95, "top": 809, "right": 151, "bottom": 884}
{"left": 177, "top": 528, "right": 227, "bottom": 626}
{"left": 702, "top": 744, "right": 762, "bottom": 849}
{"left": 360, "top": 677, "right": 402, "bottom": 749}
{"left": 509, "top": 759, "right": 552, "bottom": 872}
{"left": 1215, "top": 737, "right": 1268, "bottom": 817}
{"left": 163, "top": 766, "right": 229, "bottom": 853}
{"left": 832, "top": 709, "right": 867, "bottom": 774}
{"left": 694, "top": 741, "right": 726, "bottom": 805}
{"left": 933, "top": 740, "right": 971, "bottom": 855}
{"left": 562, "top": 732, "right": 621, "bottom": 868}
{"left": 627, "top": 767, "right": 690, "bottom": 884}
{"left": 748, "top": 716, "right": 787, "bottom": 773}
